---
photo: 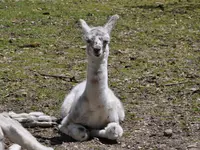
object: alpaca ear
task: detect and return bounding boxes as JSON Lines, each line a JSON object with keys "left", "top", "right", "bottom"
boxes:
{"left": 80, "top": 19, "right": 91, "bottom": 34}
{"left": 104, "top": 14, "right": 119, "bottom": 34}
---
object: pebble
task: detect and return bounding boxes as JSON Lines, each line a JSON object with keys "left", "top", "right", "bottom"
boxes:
{"left": 127, "top": 145, "right": 131, "bottom": 149}
{"left": 164, "top": 129, "right": 173, "bottom": 137}
{"left": 121, "top": 143, "right": 126, "bottom": 148}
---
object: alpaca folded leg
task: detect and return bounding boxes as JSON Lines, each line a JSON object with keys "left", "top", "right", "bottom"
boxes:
{"left": 104, "top": 122, "right": 123, "bottom": 140}
{"left": 91, "top": 122, "right": 123, "bottom": 140}
{"left": 59, "top": 122, "right": 89, "bottom": 141}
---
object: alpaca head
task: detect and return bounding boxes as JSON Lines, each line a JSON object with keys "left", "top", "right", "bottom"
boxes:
{"left": 80, "top": 15, "right": 119, "bottom": 59}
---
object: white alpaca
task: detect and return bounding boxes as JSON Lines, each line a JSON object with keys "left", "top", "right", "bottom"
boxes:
{"left": 59, "top": 15, "right": 125, "bottom": 141}
{"left": 0, "top": 112, "right": 54, "bottom": 150}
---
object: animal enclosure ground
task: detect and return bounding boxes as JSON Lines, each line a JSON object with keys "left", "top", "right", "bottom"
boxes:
{"left": 0, "top": 0, "right": 200, "bottom": 149}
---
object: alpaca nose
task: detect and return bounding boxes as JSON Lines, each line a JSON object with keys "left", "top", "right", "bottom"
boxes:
{"left": 94, "top": 48, "right": 101, "bottom": 53}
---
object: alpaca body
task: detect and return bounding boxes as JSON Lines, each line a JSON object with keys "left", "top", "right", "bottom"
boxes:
{"left": 59, "top": 15, "right": 125, "bottom": 141}
{"left": 61, "top": 81, "right": 124, "bottom": 129}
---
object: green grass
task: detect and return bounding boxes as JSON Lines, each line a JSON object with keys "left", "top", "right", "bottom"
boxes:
{"left": 0, "top": 0, "right": 200, "bottom": 149}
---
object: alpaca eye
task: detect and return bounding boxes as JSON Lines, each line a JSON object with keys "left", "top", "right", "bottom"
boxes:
{"left": 86, "top": 39, "right": 92, "bottom": 44}
{"left": 103, "top": 40, "right": 108, "bottom": 45}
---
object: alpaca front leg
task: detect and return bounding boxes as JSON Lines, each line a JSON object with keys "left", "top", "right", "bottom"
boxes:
{"left": 59, "top": 123, "right": 89, "bottom": 141}
{"left": 91, "top": 122, "right": 123, "bottom": 140}
{"left": 0, "top": 127, "right": 4, "bottom": 150}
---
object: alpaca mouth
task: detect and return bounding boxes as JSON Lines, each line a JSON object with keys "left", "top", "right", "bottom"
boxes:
{"left": 94, "top": 52, "right": 101, "bottom": 57}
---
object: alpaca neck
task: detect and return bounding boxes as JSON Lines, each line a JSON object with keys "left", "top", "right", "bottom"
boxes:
{"left": 84, "top": 56, "right": 108, "bottom": 100}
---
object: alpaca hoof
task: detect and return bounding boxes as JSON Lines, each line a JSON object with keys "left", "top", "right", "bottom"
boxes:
{"left": 59, "top": 124, "right": 68, "bottom": 135}
{"left": 69, "top": 124, "right": 89, "bottom": 141}
{"left": 59, "top": 124, "right": 89, "bottom": 141}
{"left": 105, "top": 122, "right": 123, "bottom": 140}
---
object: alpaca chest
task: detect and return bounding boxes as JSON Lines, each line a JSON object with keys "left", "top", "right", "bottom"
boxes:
{"left": 80, "top": 104, "right": 110, "bottom": 129}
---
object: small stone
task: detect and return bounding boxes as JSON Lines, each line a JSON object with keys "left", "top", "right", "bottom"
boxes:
{"left": 73, "top": 145, "right": 78, "bottom": 149}
{"left": 164, "top": 129, "right": 173, "bottom": 137}
{"left": 121, "top": 143, "right": 126, "bottom": 148}
{"left": 21, "top": 91, "right": 28, "bottom": 97}
{"left": 79, "top": 45, "right": 86, "bottom": 49}
{"left": 127, "top": 145, "right": 131, "bottom": 149}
